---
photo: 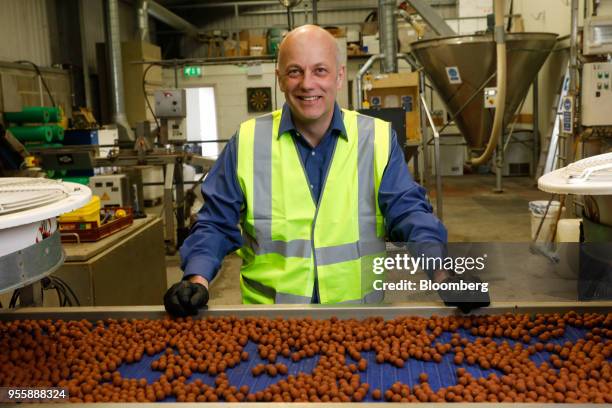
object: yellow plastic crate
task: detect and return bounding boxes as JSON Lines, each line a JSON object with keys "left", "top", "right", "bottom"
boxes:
{"left": 59, "top": 195, "right": 101, "bottom": 226}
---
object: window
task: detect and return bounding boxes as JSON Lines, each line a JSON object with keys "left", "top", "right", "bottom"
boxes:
{"left": 186, "top": 87, "right": 219, "bottom": 157}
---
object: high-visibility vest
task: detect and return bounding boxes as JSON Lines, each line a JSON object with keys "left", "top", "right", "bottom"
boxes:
{"left": 236, "top": 109, "right": 390, "bottom": 304}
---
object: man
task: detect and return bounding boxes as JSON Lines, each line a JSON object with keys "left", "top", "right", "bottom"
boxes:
{"left": 165, "top": 25, "right": 487, "bottom": 315}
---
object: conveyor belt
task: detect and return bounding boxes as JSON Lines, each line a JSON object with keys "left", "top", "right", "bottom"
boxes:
{"left": 0, "top": 303, "right": 610, "bottom": 406}
{"left": 115, "top": 322, "right": 591, "bottom": 402}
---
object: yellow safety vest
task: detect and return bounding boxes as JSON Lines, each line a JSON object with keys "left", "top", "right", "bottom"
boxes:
{"left": 236, "top": 109, "right": 390, "bottom": 304}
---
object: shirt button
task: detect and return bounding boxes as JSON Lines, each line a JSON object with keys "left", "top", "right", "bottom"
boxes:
{"left": 311, "top": 151, "right": 315, "bottom": 156}
{"left": 310, "top": 184, "right": 314, "bottom": 189}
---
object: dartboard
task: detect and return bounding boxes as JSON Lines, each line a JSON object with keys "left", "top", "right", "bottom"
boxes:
{"left": 247, "top": 87, "right": 272, "bottom": 113}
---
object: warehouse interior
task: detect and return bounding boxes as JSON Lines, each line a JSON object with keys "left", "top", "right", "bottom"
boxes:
{"left": 0, "top": 0, "right": 611, "bottom": 405}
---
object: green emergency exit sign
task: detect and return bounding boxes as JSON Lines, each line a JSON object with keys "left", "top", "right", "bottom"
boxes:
{"left": 183, "top": 66, "right": 202, "bottom": 77}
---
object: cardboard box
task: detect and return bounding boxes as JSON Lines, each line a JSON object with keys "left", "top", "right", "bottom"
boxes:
{"left": 362, "top": 35, "right": 379, "bottom": 55}
{"left": 325, "top": 26, "right": 346, "bottom": 38}
{"left": 249, "top": 35, "right": 267, "bottom": 50}
{"left": 239, "top": 30, "right": 267, "bottom": 54}
{"left": 250, "top": 46, "right": 264, "bottom": 56}
{"left": 239, "top": 30, "right": 250, "bottom": 42}
{"left": 223, "top": 40, "right": 237, "bottom": 57}
{"left": 361, "top": 21, "right": 378, "bottom": 35}
{"left": 239, "top": 41, "right": 249, "bottom": 56}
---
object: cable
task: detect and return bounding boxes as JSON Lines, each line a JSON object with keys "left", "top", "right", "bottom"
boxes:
{"left": 51, "top": 276, "right": 80, "bottom": 306}
{"left": 506, "top": 0, "right": 514, "bottom": 32}
{"left": 9, "top": 288, "right": 21, "bottom": 308}
{"left": 13, "top": 60, "right": 56, "bottom": 106}
{"left": 142, "top": 63, "right": 162, "bottom": 137}
{"left": 42, "top": 277, "right": 66, "bottom": 307}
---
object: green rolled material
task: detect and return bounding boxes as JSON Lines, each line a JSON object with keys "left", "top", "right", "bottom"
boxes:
{"left": 62, "top": 177, "right": 90, "bottom": 185}
{"left": 50, "top": 125, "right": 64, "bottom": 142}
{"left": 46, "top": 169, "right": 68, "bottom": 179}
{"left": 9, "top": 126, "right": 53, "bottom": 142}
{"left": 4, "top": 107, "right": 62, "bottom": 124}
{"left": 37, "top": 107, "right": 61, "bottom": 123}
{"left": 4, "top": 108, "right": 50, "bottom": 124}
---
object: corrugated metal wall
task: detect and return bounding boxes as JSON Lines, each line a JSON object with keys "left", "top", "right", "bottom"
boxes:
{"left": 0, "top": 0, "right": 136, "bottom": 73}
{"left": 82, "top": 0, "right": 107, "bottom": 73}
{"left": 193, "top": 0, "right": 457, "bottom": 31}
{"left": 82, "top": 0, "right": 137, "bottom": 73}
{"left": 0, "top": 0, "right": 53, "bottom": 66}
{"left": 197, "top": 0, "right": 378, "bottom": 31}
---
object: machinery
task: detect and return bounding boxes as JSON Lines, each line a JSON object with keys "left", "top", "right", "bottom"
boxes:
{"left": 89, "top": 174, "right": 130, "bottom": 208}
{"left": 154, "top": 89, "right": 187, "bottom": 144}
{"left": 361, "top": 72, "right": 422, "bottom": 165}
{"left": 0, "top": 178, "right": 91, "bottom": 305}
{"left": 539, "top": 152, "right": 612, "bottom": 299}
{"left": 410, "top": 33, "right": 557, "bottom": 153}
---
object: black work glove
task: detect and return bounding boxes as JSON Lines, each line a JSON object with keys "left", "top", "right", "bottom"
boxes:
{"left": 437, "top": 273, "right": 490, "bottom": 314}
{"left": 164, "top": 281, "right": 209, "bottom": 317}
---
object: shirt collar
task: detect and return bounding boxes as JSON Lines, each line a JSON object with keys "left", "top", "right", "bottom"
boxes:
{"left": 278, "top": 102, "right": 347, "bottom": 140}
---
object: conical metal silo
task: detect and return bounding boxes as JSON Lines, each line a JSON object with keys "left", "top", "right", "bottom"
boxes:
{"left": 411, "top": 32, "right": 558, "bottom": 149}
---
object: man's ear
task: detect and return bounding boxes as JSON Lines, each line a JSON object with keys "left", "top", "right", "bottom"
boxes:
{"left": 336, "top": 65, "right": 345, "bottom": 89}
{"left": 276, "top": 68, "right": 285, "bottom": 92}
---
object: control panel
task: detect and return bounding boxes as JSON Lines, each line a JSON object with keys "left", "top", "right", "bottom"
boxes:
{"left": 154, "top": 89, "right": 187, "bottom": 118}
{"left": 581, "top": 62, "right": 612, "bottom": 126}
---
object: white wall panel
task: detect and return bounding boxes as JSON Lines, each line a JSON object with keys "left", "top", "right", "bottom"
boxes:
{"left": 0, "top": 0, "right": 52, "bottom": 66}
{"left": 163, "top": 63, "right": 285, "bottom": 153}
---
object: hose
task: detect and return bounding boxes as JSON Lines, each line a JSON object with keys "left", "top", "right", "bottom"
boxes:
{"left": 471, "top": 0, "right": 506, "bottom": 166}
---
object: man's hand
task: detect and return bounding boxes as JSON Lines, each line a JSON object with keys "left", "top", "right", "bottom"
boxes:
{"left": 164, "top": 278, "right": 209, "bottom": 317}
{"left": 437, "top": 273, "right": 490, "bottom": 314}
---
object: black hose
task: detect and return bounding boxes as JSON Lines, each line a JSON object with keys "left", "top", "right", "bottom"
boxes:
{"left": 143, "top": 64, "right": 161, "bottom": 136}
{"left": 14, "top": 60, "right": 57, "bottom": 106}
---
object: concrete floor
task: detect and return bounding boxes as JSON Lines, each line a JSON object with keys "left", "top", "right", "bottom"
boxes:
{"left": 166, "top": 174, "right": 572, "bottom": 305}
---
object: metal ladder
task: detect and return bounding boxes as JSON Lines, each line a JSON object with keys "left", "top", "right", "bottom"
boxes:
{"left": 535, "top": 66, "right": 571, "bottom": 178}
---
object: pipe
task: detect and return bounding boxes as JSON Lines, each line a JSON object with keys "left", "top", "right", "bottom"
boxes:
{"left": 312, "top": 0, "right": 318, "bottom": 25}
{"left": 470, "top": 0, "right": 506, "bottom": 166}
{"left": 106, "top": 0, "right": 134, "bottom": 141}
{"left": 148, "top": 0, "right": 199, "bottom": 39}
{"left": 79, "top": 0, "right": 92, "bottom": 108}
{"left": 138, "top": 0, "right": 150, "bottom": 42}
{"left": 418, "top": 71, "right": 429, "bottom": 185}
{"left": 397, "top": 52, "right": 420, "bottom": 70}
{"left": 379, "top": 0, "right": 398, "bottom": 73}
{"left": 420, "top": 93, "right": 443, "bottom": 220}
{"left": 355, "top": 54, "right": 384, "bottom": 109}
{"left": 398, "top": 9, "right": 426, "bottom": 39}
{"left": 569, "top": 0, "right": 579, "bottom": 94}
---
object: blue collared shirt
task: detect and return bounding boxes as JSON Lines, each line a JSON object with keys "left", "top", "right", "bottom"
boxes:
{"left": 180, "top": 103, "right": 447, "bottom": 299}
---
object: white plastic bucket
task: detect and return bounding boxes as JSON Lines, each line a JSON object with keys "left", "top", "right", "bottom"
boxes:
{"left": 529, "top": 200, "right": 562, "bottom": 242}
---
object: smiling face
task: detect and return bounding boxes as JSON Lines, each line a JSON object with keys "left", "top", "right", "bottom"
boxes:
{"left": 276, "top": 25, "right": 345, "bottom": 131}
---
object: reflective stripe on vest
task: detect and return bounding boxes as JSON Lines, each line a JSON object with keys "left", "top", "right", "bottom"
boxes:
{"left": 236, "top": 109, "right": 390, "bottom": 304}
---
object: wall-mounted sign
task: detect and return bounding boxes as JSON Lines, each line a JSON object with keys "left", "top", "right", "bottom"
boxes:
{"left": 445, "top": 66, "right": 462, "bottom": 84}
{"left": 183, "top": 66, "right": 202, "bottom": 78}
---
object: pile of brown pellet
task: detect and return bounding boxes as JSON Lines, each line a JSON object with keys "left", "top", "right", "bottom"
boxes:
{"left": 0, "top": 312, "right": 610, "bottom": 403}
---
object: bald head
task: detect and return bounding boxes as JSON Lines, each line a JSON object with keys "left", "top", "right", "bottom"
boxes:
{"left": 275, "top": 24, "right": 345, "bottom": 139}
{"left": 278, "top": 25, "right": 342, "bottom": 71}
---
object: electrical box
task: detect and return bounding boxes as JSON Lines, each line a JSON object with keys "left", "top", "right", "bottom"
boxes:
{"left": 89, "top": 174, "right": 130, "bottom": 207}
{"left": 560, "top": 95, "right": 574, "bottom": 135}
{"left": 581, "top": 62, "right": 612, "bottom": 126}
{"left": 484, "top": 87, "right": 497, "bottom": 108}
{"left": 363, "top": 72, "right": 421, "bottom": 143}
{"left": 583, "top": 16, "right": 612, "bottom": 55}
{"left": 167, "top": 118, "right": 187, "bottom": 142}
{"left": 154, "top": 89, "right": 187, "bottom": 118}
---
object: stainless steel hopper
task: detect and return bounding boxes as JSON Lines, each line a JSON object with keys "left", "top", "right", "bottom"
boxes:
{"left": 411, "top": 33, "right": 558, "bottom": 149}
